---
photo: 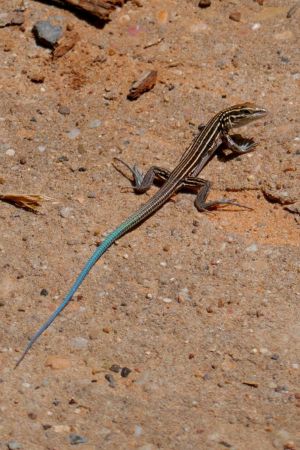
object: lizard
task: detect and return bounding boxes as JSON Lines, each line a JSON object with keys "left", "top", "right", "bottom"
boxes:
{"left": 15, "top": 102, "right": 267, "bottom": 367}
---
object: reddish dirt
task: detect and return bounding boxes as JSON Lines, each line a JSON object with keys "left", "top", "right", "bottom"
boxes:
{"left": 0, "top": 1, "right": 299, "bottom": 449}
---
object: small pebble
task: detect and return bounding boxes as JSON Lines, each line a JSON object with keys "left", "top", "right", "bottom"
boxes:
{"left": 134, "top": 425, "right": 143, "bottom": 437}
{"left": 28, "top": 70, "right": 45, "bottom": 83}
{"left": 162, "top": 297, "right": 172, "bottom": 303}
{"left": 284, "top": 441, "right": 296, "bottom": 450}
{"left": 71, "top": 337, "right": 88, "bottom": 349}
{"left": 38, "top": 145, "right": 46, "bottom": 153}
{"left": 40, "top": 288, "right": 48, "bottom": 296}
{"left": 251, "top": 23, "right": 261, "bottom": 31}
{"left": 110, "top": 364, "right": 121, "bottom": 373}
{"left": 33, "top": 20, "right": 63, "bottom": 48}
{"left": 6, "top": 149, "right": 15, "bottom": 156}
{"left": 58, "top": 105, "right": 70, "bottom": 115}
{"left": 245, "top": 243, "right": 258, "bottom": 253}
{"left": 121, "top": 367, "right": 132, "bottom": 378}
{"left": 198, "top": 0, "right": 211, "bottom": 7}
{"left": 59, "top": 207, "right": 72, "bottom": 218}
{"left": 67, "top": 128, "right": 80, "bottom": 139}
{"left": 7, "top": 442, "right": 22, "bottom": 450}
{"left": 229, "top": 11, "right": 241, "bottom": 22}
{"left": 105, "top": 373, "right": 116, "bottom": 388}
{"left": 57, "top": 155, "right": 69, "bottom": 162}
{"left": 69, "top": 434, "right": 88, "bottom": 445}
{"left": 88, "top": 119, "right": 102, "bottom": 129}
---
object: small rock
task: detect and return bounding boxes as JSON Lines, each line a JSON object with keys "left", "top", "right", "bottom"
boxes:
{"left": 57, "top": 155, "right": 69, "bottom": 162}
{"left": 59, "top": 207, "right": 72, "bottom": 218}
{"left": 33, "top": 21, "right": 63, "bottom": 48}
{"left": 121, "top": 367, "right": 132, "bottom": 378}
{"left": 251, "top": 23, "right": 261, "bottom": 31}
{"left": 134, "top": 425, "right": 143, "bottom": 437}
{"left": 69, "top": 434, "right": 88, "bottom": 445}
{"left": 245, "top": 243, "right": 258, "bottom": 253}
{"left": 105, "top": 373, "right": 116, "bottom": 388}
{"left": 263, "top": 185, "right": 297, "bottom": 205}
{"left": 71, "top": 337, "right": 88, "bottom": 349}
{"left": 229, "top": 11, "right": 241, "bottom": 22}
{"left": 58, "top": 105, "right": 70, "bottom": 115}
{"left": 67, "top": 128, "right": 80, "bottom": 139}
{"left": 45, "top": 356, "right": 71, "bottom": 369}
{"left": 284, "top": 442, "right": 296, "bottom": 450}
{"left": 198, "top": 0, "right": 211, "bottom": 7}
{"left": 7, "top": 442, "right": 22, "bottom": 450}
{"left": 40, "top": 288, "right": 48, "bottom": 296}
{"left": 110, "top": 364, "right": 121, "bottom": 373}
{"left": 88, "top": 119, "right": 102, "bottom": 129}
{"left": 177, "top": 288, "right": 191, "bottom": 302}
{"left": 6, "top": 149, "right": 15, "bottom": 156}
{"left": 27, "top": 69, "right": 45, "bottom": 83}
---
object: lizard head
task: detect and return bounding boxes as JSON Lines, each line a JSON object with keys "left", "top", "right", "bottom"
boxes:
{"left": 224, "top": 103, "right": 268, "bottom": 129}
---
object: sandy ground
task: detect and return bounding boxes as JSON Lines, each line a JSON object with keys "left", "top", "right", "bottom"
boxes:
{"left": 0, "top": 0, "right": 299, "bottom": 449}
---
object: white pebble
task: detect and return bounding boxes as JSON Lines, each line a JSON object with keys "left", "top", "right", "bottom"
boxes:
{"left": 134, "top": 425, "right": 143, "bottom": 437}
{"left": 67, "top": 128, "right": 80, "bottom": 139}
{"left": 251, "top": 23, "right": 261, "bottom": 31}
{"left": 246, "top": 243, "right": 258, "bottom": 253}
{"left": 88, "top": 119, "right": 102, "bottom": 129}
{"left": 59, "top": 207, "right": 72, "bottom": 218}
{"left": 71, "top": 337, "right": 88, "bottom": 349}
{"left": 6, "top": 148, "right": 15, "bottom": 156}
{"left": 38, "top": 145, "right": 46, "bottom": 152}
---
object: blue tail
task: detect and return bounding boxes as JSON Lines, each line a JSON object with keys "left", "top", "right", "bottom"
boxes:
{"left": 15, "top": 225, "right": 126, "bottom": 367}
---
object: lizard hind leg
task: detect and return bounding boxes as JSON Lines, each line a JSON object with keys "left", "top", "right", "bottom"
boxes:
{"left": 181, "top": 176, "right": 252, "bottom": 211}
{"left": 113, "top": 157, "right": 170, "bottom": 194}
